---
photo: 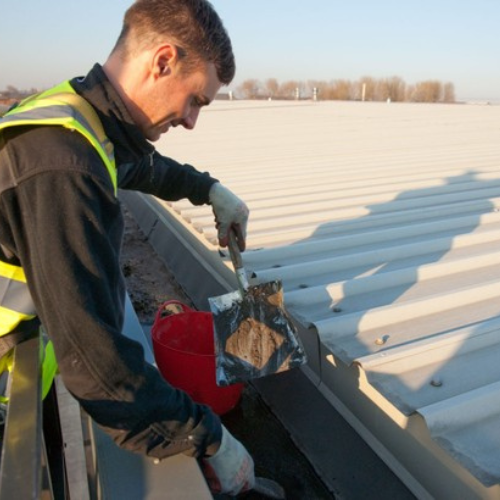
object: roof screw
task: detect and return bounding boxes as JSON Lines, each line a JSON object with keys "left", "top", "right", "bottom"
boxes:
{"left": 375, "top": 336, "right": 389, "bottom": 346}
{"left": 299, "top": 284, "right": 308, "bottom": 289}
{"left": 430, "top": 378, "right": 443, "bottom": 387}
{"left": 272, "top": 264, "right": 282, "bottom": 268}
{"left": 332, "top": 307, "right": 342, "bottom": 313}
{"left": 153, "top": 458, "right": 161, "bottom": 465}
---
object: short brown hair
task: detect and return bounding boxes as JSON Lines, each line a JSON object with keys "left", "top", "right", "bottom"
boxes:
{"left": 113, "top": 0, "right": 235, "bottom": 84}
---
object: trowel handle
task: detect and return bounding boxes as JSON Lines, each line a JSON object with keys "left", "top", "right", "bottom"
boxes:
{"left": 228, "top": 231, "right": 249, "bottom": 293}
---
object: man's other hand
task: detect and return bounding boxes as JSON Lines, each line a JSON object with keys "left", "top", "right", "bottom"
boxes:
{"left": 202, "top": 425, "right": 255, "bottom": 495}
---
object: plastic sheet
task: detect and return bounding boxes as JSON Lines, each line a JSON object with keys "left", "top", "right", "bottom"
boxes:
{"left": 209, "top": 280, "right": 307, "bottom": 386}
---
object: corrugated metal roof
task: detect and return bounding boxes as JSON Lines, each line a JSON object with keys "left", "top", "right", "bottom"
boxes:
{"left": 150, "top": 99, "right": 500, "bottom": 493}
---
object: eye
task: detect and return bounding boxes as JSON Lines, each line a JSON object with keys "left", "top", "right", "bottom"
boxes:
{"left": 192, "top": 96, "right": 203, "bottom": 107}
{"left": 192, "top": 95, "right": 209, "bottom": 108}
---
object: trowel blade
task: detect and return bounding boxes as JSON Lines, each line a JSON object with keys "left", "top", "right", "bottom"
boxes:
{"left": 209, "top": 280, "right": 307, "bottom": 386}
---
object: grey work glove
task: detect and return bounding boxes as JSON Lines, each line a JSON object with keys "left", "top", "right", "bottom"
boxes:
{"left": 202, "top": 425, "right": 255, "bottom": 496}
{"left": 209, "top": 182, "right": 249, "bottom": 251}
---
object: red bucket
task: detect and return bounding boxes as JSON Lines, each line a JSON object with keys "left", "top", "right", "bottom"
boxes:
{"left": 151, "top": 300, "right": 243, "bottom": 415}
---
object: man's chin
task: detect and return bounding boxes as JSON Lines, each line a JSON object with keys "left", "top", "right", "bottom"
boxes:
{"left": 149, "top": 125, "right": 171, "bottom": 141}
{"left": 145, "top": 130, "right": 162, "bottom": 142}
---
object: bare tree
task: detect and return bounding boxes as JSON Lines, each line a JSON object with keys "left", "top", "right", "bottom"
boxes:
{"left": 1, "top": 85, "right": 41, "bottom": 100}
{"left": 404, "top": 84, "right": 415, "bottom": 102}
{"left": 356, "top": 76, "right": 377, "bottom": 101}
{"left": 442, "top": 82, "right": 455, "bottom": 103}
{"left": 279, "top": 80, "right": 301, "bottom": 99}
{"left": 324, "top": 79, "right": 353, "bottom": 101}
{"left": 4, "top": 85, "right": 20, "bottom": 99}
{"left": 231, "top": 76, "right": 455, "bottom": 103}
{"left": 306, "top": 80, "right": 330, "bottom": 101}
{"left": 237, "top": 79, "right": 261, "bottom": 99}
{"left": 264, "top": 78, "right": 279, "bottom": 99}
{"left": 307, "top": 80, "right": 332, "bottom": 100}
{"left": 378, "top": 76, "right": 406, "bottom": 102}
{"left": 410, "top": 80, "right": 443, "bottom": 102}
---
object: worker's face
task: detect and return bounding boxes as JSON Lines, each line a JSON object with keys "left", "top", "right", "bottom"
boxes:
{"left": 141, "top": 60, "right": 221, "bottom": 142}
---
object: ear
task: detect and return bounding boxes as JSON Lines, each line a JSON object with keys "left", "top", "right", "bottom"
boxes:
{"left": 152, "top": 44, "right": 179, "bottom": 79}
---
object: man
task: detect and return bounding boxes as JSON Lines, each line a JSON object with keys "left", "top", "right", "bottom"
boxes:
{"left": 0, "top": 0, "right": 253, "bottom": 495}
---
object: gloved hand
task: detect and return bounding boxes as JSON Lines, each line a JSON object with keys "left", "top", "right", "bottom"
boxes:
{"left": 202, "top": 425, "right": 255, "bottom": 496}
{"left": 209, "top": 182, "right": 249, "bottom": 251}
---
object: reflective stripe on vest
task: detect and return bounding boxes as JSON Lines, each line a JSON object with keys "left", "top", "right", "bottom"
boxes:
{"left": 1, "top": 80, "right": 117, "bottom": 195}
{"left": 0, "top": 81, "right": 117, "bottom": 399}
{"left": 0, "top": 261, "right": 35, "bottom": 335}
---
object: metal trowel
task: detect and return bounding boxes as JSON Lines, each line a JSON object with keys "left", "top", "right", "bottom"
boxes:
{"left": 208, "top": 232, "right": 307, "bottom": 387}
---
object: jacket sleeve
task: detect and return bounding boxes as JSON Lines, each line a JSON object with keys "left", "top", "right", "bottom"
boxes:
{"left": 118, "top": 151, "right": 219, "bottom": 206}
{"left": 3, "top": 127, "right": 222, "bottom": 460}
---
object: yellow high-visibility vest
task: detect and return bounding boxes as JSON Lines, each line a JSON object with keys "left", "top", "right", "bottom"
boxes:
{"left": 0, "top": 81, "right": 117, "bottom": 399}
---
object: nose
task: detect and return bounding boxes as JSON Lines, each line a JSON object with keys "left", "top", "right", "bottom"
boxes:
{"left": 182, "top": 108, "right": 201, "bottom": 130}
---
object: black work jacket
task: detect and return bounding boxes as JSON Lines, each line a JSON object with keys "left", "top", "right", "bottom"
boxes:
{"left": 0, "top": 64, "right": 221, "bottom": 459}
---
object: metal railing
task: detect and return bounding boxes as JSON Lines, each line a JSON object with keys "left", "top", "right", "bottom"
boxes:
{"left": 0, "top": 332, "right": 69, "bottom": 499}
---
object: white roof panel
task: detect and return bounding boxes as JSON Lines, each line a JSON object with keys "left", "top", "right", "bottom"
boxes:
{"left": 153, "top": 99, "right": 500, "bottom": 488}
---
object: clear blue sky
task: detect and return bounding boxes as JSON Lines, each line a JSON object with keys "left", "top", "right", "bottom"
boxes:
{"left": 1, "top": 0, "right": 499, "bottom": 101}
